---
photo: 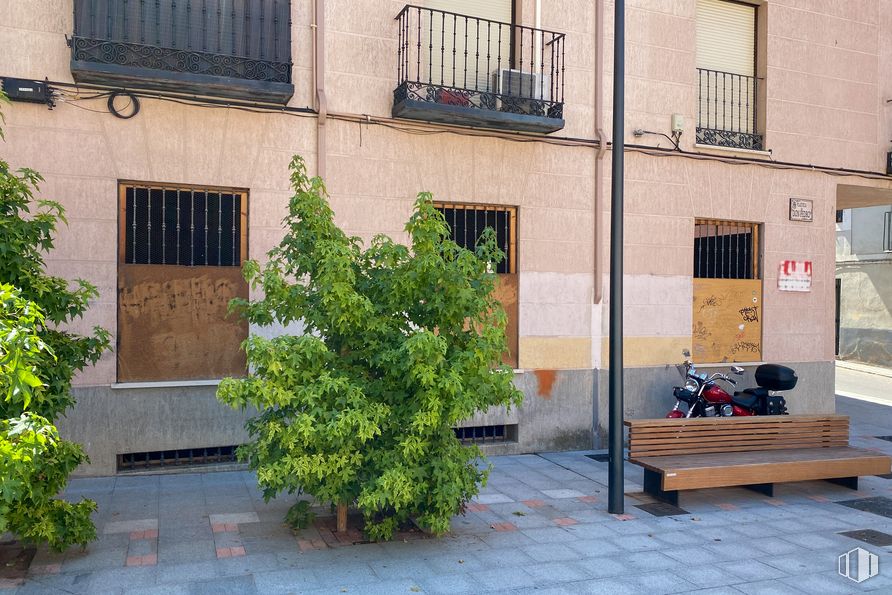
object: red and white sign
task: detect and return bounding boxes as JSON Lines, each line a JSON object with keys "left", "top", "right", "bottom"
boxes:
{"left": 778, "top": 260, "right": 812, "bottom": 292}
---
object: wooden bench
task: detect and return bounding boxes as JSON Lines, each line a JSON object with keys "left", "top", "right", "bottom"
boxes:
{"left": 625, "top": 415, "right": 891, "bottom": 506}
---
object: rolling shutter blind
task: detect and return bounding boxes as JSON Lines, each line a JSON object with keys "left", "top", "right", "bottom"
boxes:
{"left": 424, "top": 1, "right": 512, "bottom": 25}
{"left": 697, "top": 0, "right": 755, "bottom": 77}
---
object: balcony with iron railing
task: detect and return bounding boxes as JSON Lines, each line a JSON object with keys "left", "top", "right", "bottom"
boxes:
{"left": 393, "top": 5, "right": 566, "bottom": 134}
{"left": 696, "top": 68, "right": 763, "bottom": 151}
{"left": 69, "top": 0, "right": 293, "bottom": 104}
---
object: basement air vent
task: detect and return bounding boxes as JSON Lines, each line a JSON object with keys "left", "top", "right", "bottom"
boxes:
{"left": 453, "top": 424, "right": 517, "bottom": 444}
{"left": 117, "top": 445, "right": 242, "bottom": 472}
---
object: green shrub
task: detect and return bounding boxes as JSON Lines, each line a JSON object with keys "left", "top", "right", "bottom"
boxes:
{"left": 0, "top": 92, "right": 107, "bottom": 550}
{"left": 218, "top": 156, "right": 523, "bottom": 540}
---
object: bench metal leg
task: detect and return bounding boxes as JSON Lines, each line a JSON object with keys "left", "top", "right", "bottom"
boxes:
{"left": 826, "top": 476, "right": 858, "bottom": 490}
{"left": 743, "top": 483, "right": 774, "bottom": 497}
{"left": 643, "top": 469, "right": 679, "bottom": 507}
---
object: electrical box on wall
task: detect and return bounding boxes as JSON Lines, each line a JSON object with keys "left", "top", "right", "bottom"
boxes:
{"left": 0, "top": 77, "right": 51, "bottom": 105}
{"left": 671, "top": 114, "right": 684, "bottom": 133}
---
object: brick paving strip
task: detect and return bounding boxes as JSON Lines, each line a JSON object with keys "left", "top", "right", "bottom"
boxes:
{"left": 209, "top": 512, "right": 259, "bottom": 559}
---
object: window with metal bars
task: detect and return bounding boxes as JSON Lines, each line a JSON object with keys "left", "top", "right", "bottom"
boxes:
{"left": 436, "top": 203, "right": 516, "bottom": 274}
{"left": 694, "top": 219, "right": 759, "bottom": 279}
{"left": 122, "top": 185, "right": 244, "bottom": 266}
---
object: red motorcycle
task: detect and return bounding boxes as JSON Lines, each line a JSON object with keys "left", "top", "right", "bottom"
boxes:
{"left": 666, "top": 360, "right": 796, "bottom": 418}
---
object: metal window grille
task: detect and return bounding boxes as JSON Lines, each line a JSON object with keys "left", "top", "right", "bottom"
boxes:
{"left": 122, "top": 184, "right": 245, "bottom": 266}
{"left": 72, "top": 0, "right": 292, "bottom": 84}
{"left": 453, "top": 424, "right": 517, "bottom": 444}
{"left": 435, "top": 203, "right": 516, "bottom": 274}
{"left": 116, "top": 444, "right": 242, "bottom": 472}
{"left": 885, "top": 212, "right": 892, "bottom": 253}
{"left": 394, "top": 5, "right": 565, "bottom": 119}
{"left": 694, "top": 219, "right": 759, "bottom": 279}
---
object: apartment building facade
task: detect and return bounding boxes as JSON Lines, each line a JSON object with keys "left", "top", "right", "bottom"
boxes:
{"left": 1, "top": 0, "right": 890, "bottom": 474}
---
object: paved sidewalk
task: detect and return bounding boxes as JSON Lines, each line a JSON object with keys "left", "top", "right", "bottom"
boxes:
{"left": 4, "top": 396, "right": 892, "bottom": 594}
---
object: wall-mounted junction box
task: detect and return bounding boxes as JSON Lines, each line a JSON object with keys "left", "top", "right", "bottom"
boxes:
{"left": 1, "top": 77, "right": 51, "bottom": 105}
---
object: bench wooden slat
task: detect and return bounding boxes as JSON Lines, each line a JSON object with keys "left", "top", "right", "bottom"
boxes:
{"left": 631, "top": 439, "right": 848, "bottom": 458}
{"left": 629, "top": 429, "right": 849, "bottom": 446}
{"left": 629, "top": 421, "right": 848, "bottom": 436}
{"left": 631, "top": 447, "right": 891, "bottom": 491}
{"left": 625, "top": 414, "right": 847, "bottom": 428}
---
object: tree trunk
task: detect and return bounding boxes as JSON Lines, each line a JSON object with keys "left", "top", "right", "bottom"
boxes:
{"left": 336, "top": 502, "right": 347, "bottom": 533}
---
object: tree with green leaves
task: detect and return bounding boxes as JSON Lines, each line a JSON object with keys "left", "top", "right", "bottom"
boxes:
{"left": 0, "top": 92, "right": 108, "bottom": 550}
{"left": 218, "top": 156, "right": 522, "bottom": 540}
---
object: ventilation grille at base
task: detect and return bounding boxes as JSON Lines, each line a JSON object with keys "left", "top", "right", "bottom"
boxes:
{"left": 117, "top": 445, "right": 242, "bottom": 472}
{"left": 453, "top": 424, "right": 517, "bottom": 444}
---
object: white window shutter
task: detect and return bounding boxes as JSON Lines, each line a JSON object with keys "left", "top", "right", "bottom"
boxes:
{"left": 697, "top": 0, "right": 756, "bottom": 77}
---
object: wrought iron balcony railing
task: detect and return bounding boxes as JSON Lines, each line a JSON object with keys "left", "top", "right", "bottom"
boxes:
{"left": 393, "top": 5, "right": 566, "bottom": 134}
{"left": 696, "top": 68, "right": 763, "bottom": 151}
{"left": 70, "top": 0, "right": 294, "bottom": 104}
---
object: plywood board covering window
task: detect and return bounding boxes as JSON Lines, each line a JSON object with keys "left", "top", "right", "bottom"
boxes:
{"left": 117, "top": 183, "right": 249, "bottom": 383}
{"left": 692, "top": 218, "right": 762, "bottom": 363}
{"left": 435, "top": 203, "right": 518, "bottom": 368}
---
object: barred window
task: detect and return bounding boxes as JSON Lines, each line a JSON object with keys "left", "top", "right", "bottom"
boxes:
{"left": 694, "top": 219, "right": 759, "bottom": 280}
{"left": 122, "top": 185, "right": 245, "bottom": 266}
{"left": 436, "top": 203, "right": 516, "bottom": 274}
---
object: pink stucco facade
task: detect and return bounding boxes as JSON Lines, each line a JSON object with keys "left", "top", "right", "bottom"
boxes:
{"left": 1, "top": 0, "right": 890, "bottom": 472}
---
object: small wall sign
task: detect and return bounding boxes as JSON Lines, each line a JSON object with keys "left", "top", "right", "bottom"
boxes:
{"left": 778, "top": 260, "right": 812, "bottom": 292}
{"left": 789, "top": 198, "right": 813, "bottom": 222}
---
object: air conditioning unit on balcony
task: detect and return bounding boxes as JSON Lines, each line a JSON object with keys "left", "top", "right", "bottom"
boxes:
{"left": 493, "top": 69, "right": 551, "bottom": 116}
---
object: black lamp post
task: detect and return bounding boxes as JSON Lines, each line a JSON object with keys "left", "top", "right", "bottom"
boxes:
{"left": 607, "top": 0, "right": 625, "bottom": 515}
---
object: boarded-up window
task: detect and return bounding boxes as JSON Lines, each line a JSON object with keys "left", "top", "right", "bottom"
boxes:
{"left": 692, "top": 219, "right": 762, "bottom": 363}
{"left": 436, "top": 203, "right": 518, "bottom": 368}
{"left": 117, "top": 183, "right": 249, "bottom": 383}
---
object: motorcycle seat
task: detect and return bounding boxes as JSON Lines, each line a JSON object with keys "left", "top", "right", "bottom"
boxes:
{"left": 731, "top": 390, "right": 761, "bottom": 409}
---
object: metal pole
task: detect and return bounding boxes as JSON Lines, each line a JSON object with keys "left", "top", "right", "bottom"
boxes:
{"left": 607, "top": 0, "right": 625, "bottom": 515}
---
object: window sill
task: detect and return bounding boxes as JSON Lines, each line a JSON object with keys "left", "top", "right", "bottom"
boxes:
{"left": 111, "top": 379, "right": 223, "bottom": 390}
{"left": 694, "top": 143, "right": 772, "bottom": 159}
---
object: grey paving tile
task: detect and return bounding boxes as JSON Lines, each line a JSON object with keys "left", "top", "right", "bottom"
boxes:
{"left": 187, "top": 574, "right": 256, "bottom": 595}
{"left": 521, "top": 527, "right": 575, "bottom": 544}
{"left": 62, "top": 547, "right": 127, "bottom": 572}
{"left": 671, "top": 565, "right": 744, "bottom": 589}
{"left": 157, "top": 540, "right": 217, "bottom": 565}
{"left": 715, "top": 560, "right": 788, "bottom": 582}
{"left": 565, "top": 538, "right": 625, "bottom": 558}
{"left": 157, "top": 560, "right": 219, "bottom": 585}
{"left": 523, "top": 561, "right": 591, "bottom": 584}
{"left": 103, "top": 518, "right": 159, "bottom": 534}
{"left": 309, "top": 562, "right": 377, "bottom": 587}
{"left": 251, "top": 568, "right": 318, "bottom": 594}
{"left": 124, "top": 586, "right": 190, "bottom": 595}
{"left": 87, "top": 566, "right": 159, "bottom": 593}
{"left": 609, "top": 533, "right": 664, "bottom": 552}
{"left": 469, "top": 566, "right": 541, "bottom": 591}
{"left": 207, "top": 512, "right": 259, "bottom": 525}
{"left": 573, "top": 556, "right": 633, "bottom": 579}
{"left": 733, "top": 581, "right": 805, "bottom": 595}
{"left": 521, "top": 543, "right": 580, "bottom": 563}
{"left": 367, "top": 558, "right": 436, "bottom": 581}
{"left": 778, "top": 571, "right": 859, "bottom": 594}
{"left": 416, "top": 573, "right": 480, "bottom": 595}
